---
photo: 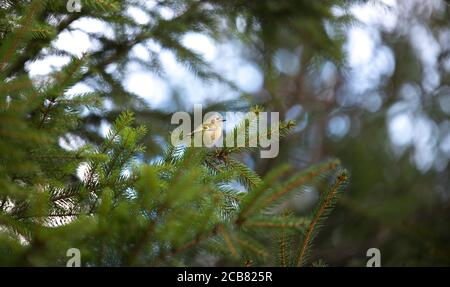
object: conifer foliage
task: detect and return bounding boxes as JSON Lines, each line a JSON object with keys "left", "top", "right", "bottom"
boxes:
{"left": 0, "top": 0, "right": 350, "bottom": 266}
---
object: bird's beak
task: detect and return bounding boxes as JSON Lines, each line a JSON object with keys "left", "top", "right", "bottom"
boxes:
{"left": 221, "top": 119, "right": 226, "bottom": 122}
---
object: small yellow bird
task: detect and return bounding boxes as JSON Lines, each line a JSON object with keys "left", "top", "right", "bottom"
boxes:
{"left": 185, "top": 113, "right": 226, "bottom": 147}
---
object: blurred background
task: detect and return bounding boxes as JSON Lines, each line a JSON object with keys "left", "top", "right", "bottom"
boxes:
{"left": 25, "top": 0, "right": 450, "bottom": 266}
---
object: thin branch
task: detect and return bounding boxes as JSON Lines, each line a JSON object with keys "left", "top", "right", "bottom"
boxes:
{"left": 259, "top": 161, "right": 339, "bottom": 213}
{"left": 296, "top": 173, "right": 347, "bottom": 267}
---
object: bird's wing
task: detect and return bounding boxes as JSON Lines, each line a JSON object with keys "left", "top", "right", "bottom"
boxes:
{"left": 185, "top": 123, "right": 213, "bottom": 138}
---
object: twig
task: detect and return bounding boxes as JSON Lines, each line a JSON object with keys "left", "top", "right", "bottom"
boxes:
{"left": 296, "top": 173, "right": 347, "bottom": 266}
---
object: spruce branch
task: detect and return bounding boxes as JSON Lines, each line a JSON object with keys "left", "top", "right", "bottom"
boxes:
{"left": 0, "top": 0, "right": 44, "bottom": 75}
{"left": 296, "top": 170, "right": 349, "bottom": 267}
{"left": 278, "top": 225, "right": 287, "bottom": 267}
{"left": 237, "top": 164, "right": 291, "bottom": 222}
{"left": 234, "top": 233, "right": 269, "bottom": 259}
{"left": 0, "top": 0, "right": 355, "bottom": 267}
{"left": 242, "top": 216, "right": 310, "bottom": 230}
{"left": 257, "top": 159, "right": 340, "bottom": 214}
{"left": 218, "top": 225, "right": 239, "bottom": 258}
